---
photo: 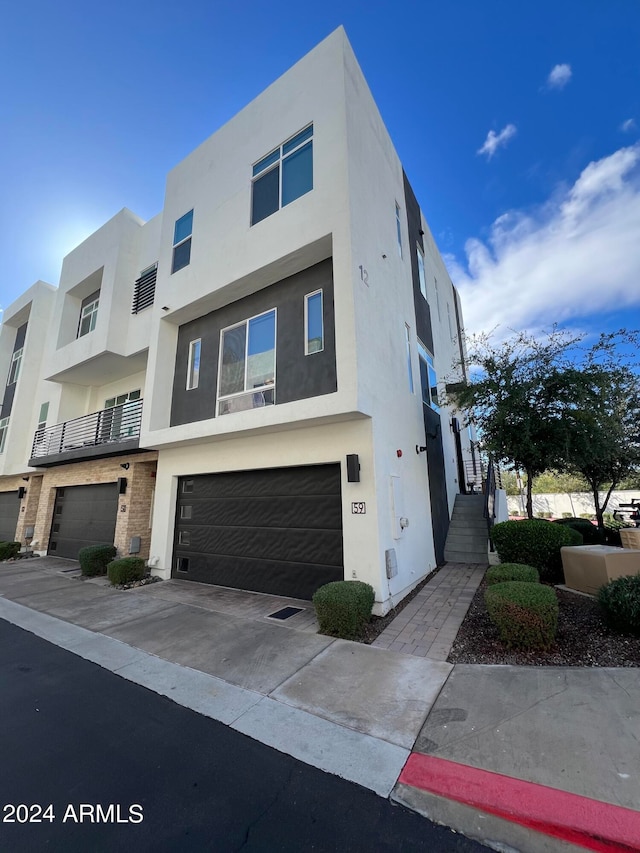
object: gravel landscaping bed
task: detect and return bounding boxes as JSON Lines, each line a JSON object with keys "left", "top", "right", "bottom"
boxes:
{"left": 449, "top": 578, "right": 640, "bottom": 667}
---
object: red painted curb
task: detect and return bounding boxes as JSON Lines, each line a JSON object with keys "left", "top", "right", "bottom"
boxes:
{"left": 399, "top": 753, "right": 640, "bottom": 852}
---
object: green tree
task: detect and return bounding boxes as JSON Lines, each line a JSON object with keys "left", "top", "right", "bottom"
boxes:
{"left": 560, "top": 363, "right": 640, "bottom": 529}
{"left": 447, "top": 328, "right": 640, "bottom": 523}
{"left": 447, "top": 329, "right": 579, "bottom": 518}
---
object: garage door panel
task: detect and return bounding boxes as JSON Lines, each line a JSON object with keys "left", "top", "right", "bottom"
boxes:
{"left": 0, "top": 491, "right": 20, "bottom": 541}
{"left": 178, "top": 526, "right": 343, "bottom": 567}
{"left": 183, "top": 495, "right": 342, "bottom": 530}
{"left": 181, "top": 466, "right": 341, "bottom": 500}
{"left": 177, "top": 554, "right": 343, "bottom": 601}
{"left": 49, "top": 483, "right": 118, "bottom": 560}
{"left": 173, "top": 464, "right": 344, "bottom": 600}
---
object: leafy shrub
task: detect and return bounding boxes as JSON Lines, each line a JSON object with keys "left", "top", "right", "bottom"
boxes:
{"left": 491, "top": 520, "right": 582, "bottom": 583}
{"left": 313, "top": 580, "right": 375, "bottom": 639}
{"left": 486, "top": 563, "right": 540, "bottom": 585}
{"left": 107, "top": 557, "right": 146, "bottom": 586}
{"left": 485, "top": 581, "right": 559, "bottom": 649}
{"left": 78, "top": 544, "right": 117, "bottom": 577}
{"left": 553, "top": 517, "right": 603, "bottom": 545}
{"left": 0, "top": 541, "right": 21, "bottom": 560}
{"left": 598, "top": 575, "right": 640, "bottom": 635}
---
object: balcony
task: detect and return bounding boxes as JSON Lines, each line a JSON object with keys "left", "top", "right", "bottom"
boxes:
{"left": 29, "top": 399, "right": 144, "bottom": 468}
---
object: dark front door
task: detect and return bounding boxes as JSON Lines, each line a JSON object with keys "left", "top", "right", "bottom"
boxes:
{"left": 424, "top": 406, "right": 450, "bottom": 565}
{"left": 173, "top": 464, "right": 343, "bottom": 600}
{"left": 0, "top": 491, "right": 20, "bottom": 542}
{"left": 48, "top": 483, "right": 119, "bottom": 559}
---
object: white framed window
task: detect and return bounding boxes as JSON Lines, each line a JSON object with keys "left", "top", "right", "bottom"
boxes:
{"left": 251, "top": 125, "right": 313, "bottom": 225}
{"left": 0, "top": 417, "right": 8, "bottom": 453}
{"left": 104, "top": 390, "right": 141, "bottom": 409}
{"left": 37, "top": 401, "right": 49, "bottom": 429}
{"left": 7, "top": 347, "right": 23, "bottom": 385}
{"left": 186, "top": 339, "right": 201, "bottom": 390}
{"left": 78, "top": 298, "right": 99, "bottom": 338}
{"left": 304, "top": 290, "right": 324, "bottom": 355}
{"left": 217, "top": 309, "right": 276, "bottom": 415}
{"left": 416, "top": 246, "right": 427, "bottom": 299}
{"left": 395, "top": 203, "right": 403, "bottom": 258}
{"left": 418, "top": 340, "right": 439, "bottom": 410}
{"left": 172, "top": 210, "right": 193, "bottom": 273}
{"left": 405, "top": 325, "right": 414, "bottom": 393}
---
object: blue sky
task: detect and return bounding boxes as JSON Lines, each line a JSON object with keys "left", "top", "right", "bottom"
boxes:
{"left": 1, "top": 0, "right": 639, "bottom": 342}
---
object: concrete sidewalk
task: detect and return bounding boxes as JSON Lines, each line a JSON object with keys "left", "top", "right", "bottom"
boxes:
{"left": 2, "top": 557, "right": 639, "bottom": 852}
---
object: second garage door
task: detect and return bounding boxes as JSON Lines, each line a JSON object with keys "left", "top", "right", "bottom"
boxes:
{"left": 173, "top": 464, "right": 343, "bottom": 600}
{"left": 48, "top": 483, "right": 119, "bottom": 559}
{"left": 0, "top": 491, "right": 20, "bottom": 542}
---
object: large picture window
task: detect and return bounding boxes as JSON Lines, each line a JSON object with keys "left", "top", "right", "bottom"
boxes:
{"left": 217, "top": 310, "right": 276, "bottom": 415}
{"left": 418, "top": 340, "right": 439, "bottom": 410}
{"left": 251, "top": 125, "right": 313, "bottom": 225}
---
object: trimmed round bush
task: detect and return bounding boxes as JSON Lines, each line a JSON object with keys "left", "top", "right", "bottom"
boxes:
{"left": 313, "top": 580, "right": 375, "bottom": 639}
{"left": 78, "top": 544, "right": 117, "bottom": 577}
{"left": 553, "top": 517, "right": 603, "bottom": 545}
{"left": 491, "top": 519, "right": 582, "bottom": 583}
{"left": 485, "top": 581, "right": 559, "bottom": 650}
{"left": 0, "top": 541, "right": 21, "bottom": 560}
{"left": 598, "top": 575, "right": 640, "bottom": 635}
{"left": 486, "top": 563, "right": 539, "bottom": 586}
{"left": 107, "top": 557, "right": 146, "bottom": 586}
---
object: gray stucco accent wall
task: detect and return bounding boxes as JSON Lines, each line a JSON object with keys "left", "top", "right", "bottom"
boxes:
{"left": 403, "top": 172, "right": 434, "bottom": 355}
{"left": 170, "top": 258, "right": 337, "bottom": 426}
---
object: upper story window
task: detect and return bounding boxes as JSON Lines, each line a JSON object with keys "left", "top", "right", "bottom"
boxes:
{"left": 172, "top": 210, "right": 193, "bottom": 274}
{"left": 251, "top": 125, "right": 313, "bottom": 226}
{"left": 305, "top": 290, "right": 324, "bottom": 354}
{"left": 418, "top": 340, "right": 439, "bottom": 410}
{"left": 434, "top": 277, "right": 442, "bottom": 320}
{"left": 7, "top": 347, "right": 23, "bottom": 386}
{"left": 405, "top": 325, "right": 414, "bottom": 393}
{"left": 0, "top": 417, "right": 8, "bottom": 453}
{"left": 395, "top": 203, "right": 403, "bottom": 258}
{"left": 218, "top": 309, "right": 276, "bottom": 415}
{"left": 132, "top": 263, "right": 157, "bottom": 313}
{"left": 186, "top": 339, "right": 201, "bottom": 390}
{"left": 416, "top": 246, "right": 427, "bottom": 299}
{"left": 447, "top": 301, "right": 454, "bottom": 339}
{"left": 78, "top": 295, "right": 99, "bottom": 338}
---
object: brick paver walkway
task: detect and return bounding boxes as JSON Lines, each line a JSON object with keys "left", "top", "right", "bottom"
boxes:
{"left": 372, "top": 563, "right": 487, "bottom": 661}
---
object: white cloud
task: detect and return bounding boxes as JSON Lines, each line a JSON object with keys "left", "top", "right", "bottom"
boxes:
{"left": 448, "top": 144, "right": 640, "bottom": 337}
{"left": 621, "top": 118, "right": 637, "bottom": 133}
{"left": 477, "top": 124, "right": 517, "bottom": 160}
{"left": 547, "top": 63, "right": 572, "bottom": 89}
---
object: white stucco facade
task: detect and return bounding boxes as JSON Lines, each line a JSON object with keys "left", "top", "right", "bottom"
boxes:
{"left": 0, "top": 27, "right": 475, "bottom": 612}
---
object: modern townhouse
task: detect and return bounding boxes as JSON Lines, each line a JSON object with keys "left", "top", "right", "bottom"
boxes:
{"left": 0, "top": 27, "right": 478, "bottom": 614}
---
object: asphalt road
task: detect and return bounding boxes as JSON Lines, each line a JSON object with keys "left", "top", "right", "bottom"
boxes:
{"left": 0, "top": 619, "right": 488, "bottom": 852}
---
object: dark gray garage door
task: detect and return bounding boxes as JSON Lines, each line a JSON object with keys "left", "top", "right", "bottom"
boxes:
{"left": 173, "top": 464, "right": 343, "bottom": 600}
{"left": 0, "top": 491, "right": 20, "bottom": 542}
{"left": 48, "top": 483, "right": 119, "bottom": 559}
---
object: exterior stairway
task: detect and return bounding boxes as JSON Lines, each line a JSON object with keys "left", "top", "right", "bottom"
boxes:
{"left": 444, "top": 494, "right": 490, "bottom": 564}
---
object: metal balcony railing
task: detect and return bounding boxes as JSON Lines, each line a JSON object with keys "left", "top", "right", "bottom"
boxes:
{"left": 31, "top": 399, "right": 143, "bottom": 460}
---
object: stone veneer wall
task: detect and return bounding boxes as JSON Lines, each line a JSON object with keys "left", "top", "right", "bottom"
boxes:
{"left": 31, "top": 451, "right": 158, "bottom": 558}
